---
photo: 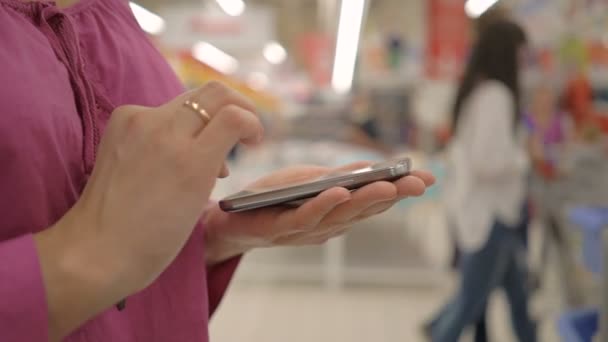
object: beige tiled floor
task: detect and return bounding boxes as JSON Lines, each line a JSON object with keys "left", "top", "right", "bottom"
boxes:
{"left": 210, "top": 282, "right": 560, "bottom": 342}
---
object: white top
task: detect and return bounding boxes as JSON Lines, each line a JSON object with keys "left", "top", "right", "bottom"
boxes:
{"left": 443, "top": 81, "right": 530, "bottom": 252}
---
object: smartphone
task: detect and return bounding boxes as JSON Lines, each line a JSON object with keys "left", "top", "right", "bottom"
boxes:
{"left": 219, "top": 158, "right": 412, "bottom": 212}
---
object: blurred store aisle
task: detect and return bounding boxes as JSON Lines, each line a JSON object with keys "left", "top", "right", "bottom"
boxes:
{"left": 211, "top": 284, "right": 441, "bottom": 341}
{"left": 211, "top": 282, "right": 561, "bottom": 342}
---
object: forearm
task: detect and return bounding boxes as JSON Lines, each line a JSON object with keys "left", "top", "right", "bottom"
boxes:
{"left": 33, "top": 213, "right": 131, "bottom": 341}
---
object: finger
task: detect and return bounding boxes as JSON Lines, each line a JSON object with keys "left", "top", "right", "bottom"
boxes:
{"left": 219, "top": 163, "right": 230, "bottom": 178}
{"left": 161, "top": 90, "right": 207, "bottom": 137}
{"left": 195, "top": 81, "right": 257, "bottom": 115}
{"left": 355, "top": 175, "right": 431, "bottom": 219}
{"left": 275, "top": 187, "right": 352, "bottom": 233}
{"left": 322, "top": 181, "right": 397, "bottom": 225}
{"left": 308, "top": 223, "right": 351, "bottom": 238}
{"left": 196, "top": 105, "right": 264, "bottom": 165}
{"left": 153, "top": 88, "right": 239, "bottom": 178}
{"left": 410, "top": 170, "right": 436, "bottom": 186}
{"left": 275, "top": 225, "right": 352, "bottom": 246}
{"left": 393, "top": 175, "right": 426, "bottom": 199}
{"left": 167, "top": 82, "right": 257, "bottom": 137}
{"left": 355, "top": 200, "right": 395, "bottom": 220}
{"left": 329, "top": 225, "right": 352, "bottom": 238}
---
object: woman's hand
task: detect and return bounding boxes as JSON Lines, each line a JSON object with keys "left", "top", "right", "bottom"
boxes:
{"left": 34, "top": 82, "right": 263, "bottom": 341}
{"left": 203, "top": 163, "right": 435, "bottom": 265}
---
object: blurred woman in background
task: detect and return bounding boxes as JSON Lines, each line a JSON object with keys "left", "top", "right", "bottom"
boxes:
{"left": 427, "top": 20, "right": 536, "bottom": 341}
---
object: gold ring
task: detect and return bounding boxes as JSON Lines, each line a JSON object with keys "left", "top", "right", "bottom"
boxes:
{"left": 183, "top": 99, "right": 211, "bottom": 125}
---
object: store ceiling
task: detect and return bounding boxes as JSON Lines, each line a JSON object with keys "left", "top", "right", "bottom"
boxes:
{"left": 136, "top": 0, "right": 421, "bottom": 51}
{"left": 138, "top": 0, "right": 318, "bottom": 9}
{"left": 137, "top": 0, "right": 326, "bottom": 59}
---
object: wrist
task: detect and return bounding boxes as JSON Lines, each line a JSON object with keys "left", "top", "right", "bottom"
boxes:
{"left": 202, "top": 204, "right": 250, "bottom": 266}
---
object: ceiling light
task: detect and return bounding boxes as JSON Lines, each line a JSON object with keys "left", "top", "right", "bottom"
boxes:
{"left": 263, "top": 41, "right": 287, "bottom": 65}
{"left": 192, "top": 42, "right": 239, "bottom": 74}
{"left": 129, "top": 2, "right": 166, "bottom": 35}
{"left": 216, "top": 0, "right": 246, "bottom": 17}
{"left": 465, "top": 0, "right": 500, "bottom": 18}
{"left": 331, "top": 0, "right": 366, "bottom": 94}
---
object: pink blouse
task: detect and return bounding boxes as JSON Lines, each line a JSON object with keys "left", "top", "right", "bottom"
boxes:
{"left": 0, "top": 0, "right": 239, "bottom": 341}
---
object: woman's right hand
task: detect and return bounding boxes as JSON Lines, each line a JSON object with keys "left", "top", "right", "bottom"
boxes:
{"left": 34, "top": 81, "right": 264, "bottom": 340}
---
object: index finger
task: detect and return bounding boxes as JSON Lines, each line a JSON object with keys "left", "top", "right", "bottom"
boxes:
{"left": 195, "top": 105, "right": 264, "bottom": 170}
{"left": 409, "top": 170, "right": 435, "bottom": 186}
{"left": 195, "top": 81, "right": 258, "bottom": 115}
{"left": 276, "top": 187, "right": 352, "bottom": 232}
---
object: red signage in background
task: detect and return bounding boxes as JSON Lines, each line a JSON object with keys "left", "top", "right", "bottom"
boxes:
{"left": 426, "top": 0, "right": 470, "bottom": 79}
{"left": 588, "top": 41, "right": 608, "bottom": 66}
{"left": 296, "top": 33, "right": 334, "bottom": 87}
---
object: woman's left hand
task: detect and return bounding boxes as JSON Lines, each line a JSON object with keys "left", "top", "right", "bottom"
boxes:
{"left": 203, "top": 162, "right": 435, "bottom": 265}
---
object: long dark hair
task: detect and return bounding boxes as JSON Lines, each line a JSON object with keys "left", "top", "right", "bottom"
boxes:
{"left": 452, "top": 20, "right": 527, "bottom": 132}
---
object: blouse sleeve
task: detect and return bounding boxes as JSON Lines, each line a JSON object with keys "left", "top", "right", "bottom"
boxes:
{"left": 0, "top": 234, "right": 48, "bottom": 341}
{"left": 206, "top": 255, "right": 241, "bottom": 317}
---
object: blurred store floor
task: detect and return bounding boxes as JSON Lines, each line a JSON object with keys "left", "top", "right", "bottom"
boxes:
{"left": 211, "top": 277, "right": 561, "bottom": 342}
{"left": 209, "top": 195, "right": 569, "bottom": 341}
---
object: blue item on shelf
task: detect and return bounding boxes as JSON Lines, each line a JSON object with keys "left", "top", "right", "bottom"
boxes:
{"left": 557, "top": 308, "right": 598, "bottom": 342}
{"left": 569, "top": 207, "right": 608, "bottom": 274}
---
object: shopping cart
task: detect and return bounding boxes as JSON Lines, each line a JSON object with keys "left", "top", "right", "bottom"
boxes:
{"left": 570, "top": 207, "right": 608, "bottom": 274}
{"left": 558, "top": 308, "right": 598, "bottom": 342}
{"left": 560, "top": 207, "right": 608, "bottom": 342}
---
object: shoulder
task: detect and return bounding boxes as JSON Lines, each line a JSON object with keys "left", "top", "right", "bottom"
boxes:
{"left": 465, "top": 80, "right": 514, "bottom": 122}
{"left": 469, "top": 80, "right": 514, "bottom": 106}
{"left": 458, "top": 81, "right": 515, "bottom": 136}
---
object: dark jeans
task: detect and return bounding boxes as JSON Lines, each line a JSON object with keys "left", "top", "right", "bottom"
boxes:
{"left": 429, "top": 219, "right": 536, "bottom": 342}
{"left": 451, "top": 203, "right": 531, "bottom": 342}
